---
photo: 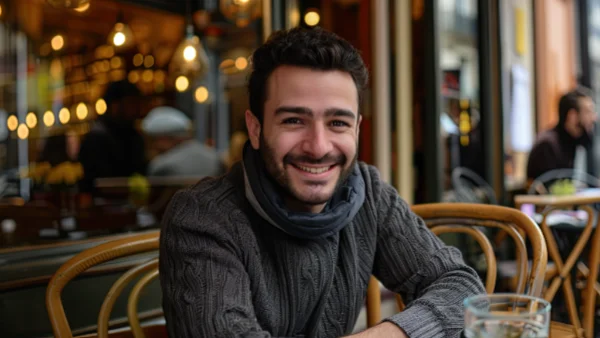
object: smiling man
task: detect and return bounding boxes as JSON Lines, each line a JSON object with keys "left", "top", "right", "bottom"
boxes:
{"left": 159, "top": 28, "right": 484, "bottom": 338}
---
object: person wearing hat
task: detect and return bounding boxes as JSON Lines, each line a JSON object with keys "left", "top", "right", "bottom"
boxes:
{"left": 142, "top": 106, "right": 223, "bottom": 177}
{"left": 78, "top": 80, "right": 148, "bottom": 193}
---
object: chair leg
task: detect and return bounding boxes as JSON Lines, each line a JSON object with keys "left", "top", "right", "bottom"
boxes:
{"left": 366, "top": 277, "right": 381, "bottom": 328}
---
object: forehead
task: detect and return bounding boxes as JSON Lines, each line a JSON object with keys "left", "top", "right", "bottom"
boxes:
{"left": 264, "top": 65, "right": 358, "bottom": 116}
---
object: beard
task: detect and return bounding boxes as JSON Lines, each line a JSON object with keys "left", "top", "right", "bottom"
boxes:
{"left": 577, "top": 122, "right": 595, "bottom": 149}
{"left": 259, "top": 132, "right": 357, "bottom": 206}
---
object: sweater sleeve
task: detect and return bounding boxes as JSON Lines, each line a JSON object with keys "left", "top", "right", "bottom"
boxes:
{"left": 159, "top": 190, "right": 273, "bottom": 338}
{"left": 372, "top": 183, "right": 485, "bottom": 338}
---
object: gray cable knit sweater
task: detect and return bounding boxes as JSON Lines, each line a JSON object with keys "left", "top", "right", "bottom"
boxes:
{"left": 159, "top": 162, "right": 485, "bottom": 338}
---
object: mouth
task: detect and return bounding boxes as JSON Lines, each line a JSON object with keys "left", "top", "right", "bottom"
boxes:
{"left": 290, "top": 163, "right": 337, "bottom": 176}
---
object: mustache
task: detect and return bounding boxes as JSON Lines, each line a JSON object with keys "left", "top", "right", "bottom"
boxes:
{"left": 283, "top": 153, "right": 346, "bottom": 165}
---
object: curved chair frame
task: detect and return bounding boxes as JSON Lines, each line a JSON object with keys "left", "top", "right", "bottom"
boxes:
{"left": 46, "top": 231, "right": 160, "bottom": 338}
{"left": 366, "top": 203, "right": 547, "bottom": 328}
{"left": 128, "top": 267, "right": 160, "bottom": 338}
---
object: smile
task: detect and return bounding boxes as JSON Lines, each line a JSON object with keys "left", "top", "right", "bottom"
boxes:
{"left": 291, "top": 164, "right": 336, "bottom": 175}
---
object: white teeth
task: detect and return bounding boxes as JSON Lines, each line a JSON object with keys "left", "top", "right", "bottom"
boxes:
{"left": 298, "top": 165, "right": 330, "bottom": 174}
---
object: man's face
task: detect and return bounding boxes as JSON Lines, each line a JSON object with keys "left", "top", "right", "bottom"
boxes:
{"left": 246, "top": 65, "right": 361, "bottom": 212}
{"left": 575, "top": 97, "right": 597, "bottom": 146}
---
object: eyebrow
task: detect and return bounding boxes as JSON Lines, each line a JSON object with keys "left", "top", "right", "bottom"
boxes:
{"left": 274, "top": 106, "right": 357, "bottom": 120}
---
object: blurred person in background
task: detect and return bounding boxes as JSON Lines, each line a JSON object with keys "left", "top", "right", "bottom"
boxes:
{"left": 527, "top": 87, "right": 598, "bottom": 181}
{"left": 38, "top": 128, "right": 80, "bottom": 166}
{"left": 141, "top": 106, "right": 223, "bottom": 177}
{"left": 78, "top": 80, "right": 148, "bottom": 193}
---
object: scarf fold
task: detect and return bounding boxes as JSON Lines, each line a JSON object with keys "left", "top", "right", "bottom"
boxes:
{"left": 242, "top": 142, "right": 365, "bottom": 240}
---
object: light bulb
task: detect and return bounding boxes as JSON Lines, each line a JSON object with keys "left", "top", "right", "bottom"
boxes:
{"left": 76, "top": 103, "right": 88, "bottom": 120}
{"left": 304, "top": 10, "right": 320, "bottom": 26}
{"left": 175, "top": 76, "right": 189, "bottom": 92}
{"left": 74, "top": 2, "right": 90, "bottom": 12}
{"left": 17, "top": 124, "right": 29, "bottom": 140}
{"left": 59, "top": 108, "right": 70, "bottom": 124}
{"left": 183, "top": 45, "right": 197, "bottom": 61}
{"left": 43, "top": 111, "right": 55, "bottom": 127}
{"left": 235, "top": 57, "right": 248, "bottom": 70}
{"left": 51, "top": 35, "right": 64, "bottom": 51}
{"left": 26, "top": 112, "right": 37, "bottom": 128}
{"left": 95, "top": 99, "right": 107, "bottom": 115}
{"left": 195, "top": 86, "right": 209, "bottom": 103}
{"left": 113, "top": 32, "right": 126, "bottom": 47}
{"left": 7, "top": 115, "right": 18, "bottom": 131}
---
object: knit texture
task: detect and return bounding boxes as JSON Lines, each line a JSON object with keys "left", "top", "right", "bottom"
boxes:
{"left": 159, "top": 162, "right": 485, "bottom": 338}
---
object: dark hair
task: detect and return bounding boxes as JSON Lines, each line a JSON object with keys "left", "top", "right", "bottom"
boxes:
{"left": 103, "top": 80, "right": 141, "bottom": 106}
{"left": 248, "top": 27, "right": 369, "bottom": 122}
{"left": 38, "top": 134, "right": 70, "bottom": 166}
{"left": 558, "top": 86, "right": 594, "bottom": 126}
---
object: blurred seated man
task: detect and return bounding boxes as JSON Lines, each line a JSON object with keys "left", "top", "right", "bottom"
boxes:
{"left": 141, "top": 106, "right": 223, "bottom": 177}
{"left": 527, "top": 87, "right": 598, "bottom": 181}
{"left": 78, "top": 80, "right": 147, "bottom": 193}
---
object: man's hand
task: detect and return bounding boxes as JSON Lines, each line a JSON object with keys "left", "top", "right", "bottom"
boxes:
{"left": 344, "top": 322, "right": 409, "bottom": 338}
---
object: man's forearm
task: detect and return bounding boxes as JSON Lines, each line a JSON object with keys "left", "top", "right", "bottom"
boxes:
{"left": 345, "top": 322, "right": 408, "bottom": 338}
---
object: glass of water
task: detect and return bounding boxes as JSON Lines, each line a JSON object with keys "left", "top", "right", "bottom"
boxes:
{"left": 464, "top": 293, "right": 551, "bottom": 338}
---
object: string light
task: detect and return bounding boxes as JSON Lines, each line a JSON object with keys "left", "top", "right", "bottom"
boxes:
{"left": 7, "top": 115, "right": 18, "bottom": 131}
{"left": 26, "top": 112, "right": 37, "bottom": 128}
{"left": 51, "top": 35, "right": 64, "bottom": 51}
{"left": 17, "top": 124, "right": 29, "bottom": 140}
{"left": 59, "top": 108, "right": 70, "bottom": 124}
{"left": 95, "top": 99, "right": 107, "bottom": 115}
{"left": 43, "top": 111, "right": 55, "bottom": 127}
{"left": 304, "top": 10, "right": 320, "bottom": 26}
{"left": 195, "top": 86, "right": 209, "bottom": 103}
{"left": 175, "top": 76, "right": 189, "bottom": 92}
{"left": 76, "top": 103, "right": 88, "bottom": 120}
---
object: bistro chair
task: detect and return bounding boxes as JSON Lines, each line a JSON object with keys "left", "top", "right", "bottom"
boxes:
{"left": 365, "top": 203, "right": 556, "bottom": 334}
{"left": 46, "top": 231, "right": 165, "bottom": 338}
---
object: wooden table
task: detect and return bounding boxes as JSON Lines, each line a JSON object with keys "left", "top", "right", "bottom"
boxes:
{"left": 515, "top": 194, "right": 600, "bottom": 338}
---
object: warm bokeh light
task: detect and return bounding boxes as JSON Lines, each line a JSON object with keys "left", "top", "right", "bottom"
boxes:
{"left": 74, "top": 2, "right": 90, "bottom": 12}
{"left": 304, "top": 10, "right": 320, "bottom": 26}
{"left": 59, "top": 108, "right": 70, "bottom": 124}
{"left": 110, "top": 57, "right": 122, "bottom": 69}
{"left": 0, "top": 5, "right": 3, "bottom": 17}
{"left": 113, "top": 32, "right": 126, "bottom": 47}
{"left": 144, "top": 55, "right": 155, "bottom": 68}
{"left": 128, "top": 71, "right": 140, "bottom": 83}
{"left": 7, "top": 115, "right": 18, "bottom": 131}
{"left": 43, "top": 111, "right": 55, "bottom": 127}
{"left": 76, "top": 103, "right": 88, "bottom": 120}
{"left": 195, "top": 86, "right": 209, "bottom": 103}
{"left": 51, "top": 35, "right": 64, "bottom": 51}
{"left": 17, "top": 124, "right": 28, "bottom": 140}
{"left": 95, "top": 99, "right": 107, "bottom": 115}
{"left": 175, "top": 76, "right": 189, "bottom": 92}
{"left": 154, "top": 70, "right": 166, "bottom": 83}
{"left": 133, "top": 53, "right": 144, "bottom": 67}
{"left": 183, "top": 45, "right": 197, "bottom": 61}
{"left": 142, "top": 69, "right": 154, "bottom": 82}
{"left": 235, "top": 57, "right": 248, "bottom": 70}
{"left": 26, "top": 112, "right": 37, "bottom": 128}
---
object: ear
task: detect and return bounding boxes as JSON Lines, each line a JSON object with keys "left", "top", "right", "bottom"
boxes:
{"left": 356, "top": 115, "right": 362, "bottom": 138}
{"left": 245, "top": 110, "right": 261, "bottom": 150}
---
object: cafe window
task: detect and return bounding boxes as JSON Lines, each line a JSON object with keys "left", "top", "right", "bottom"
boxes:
{"left": 438, "top": 0, "right": 483, "bottom": 198}
{"left": 0, "top": 0, "right": 263, "bottom": 249}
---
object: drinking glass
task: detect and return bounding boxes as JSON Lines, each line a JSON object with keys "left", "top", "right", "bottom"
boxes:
{"left": 464, "top": 293, "right": 551, "bottom": 338}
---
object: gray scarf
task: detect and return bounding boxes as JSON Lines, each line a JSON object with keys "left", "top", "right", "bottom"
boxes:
{"left": 242, "top": 142, "right": 366, "bottom": 240}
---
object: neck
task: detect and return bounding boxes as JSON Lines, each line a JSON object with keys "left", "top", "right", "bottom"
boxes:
{"left": 284, "top": 197, "right": 326, "bottom": 213}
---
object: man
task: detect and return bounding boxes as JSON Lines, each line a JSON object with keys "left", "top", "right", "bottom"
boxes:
{"left": 527, "top": 87, "right": 598, "bottom": 181}
{"left": 78, "top": 80, "right": 147, "bottom": 192}
{"left": 160, "top": 28, "right": 484, "bottom": 338}
{"left": 141, "top": 106, "right": 223, "bottom": 177}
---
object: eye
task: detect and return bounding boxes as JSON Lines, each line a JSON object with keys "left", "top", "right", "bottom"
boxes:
{"left": 282, "top": 117, "right": 302, "bottom": 125}
{"left": 331, "top": 120, "right": 350, "bottom": 128}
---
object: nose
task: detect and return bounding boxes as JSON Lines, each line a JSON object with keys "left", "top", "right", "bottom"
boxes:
{"left": 301, "top": 123, "right": 333, "bottom": 159}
